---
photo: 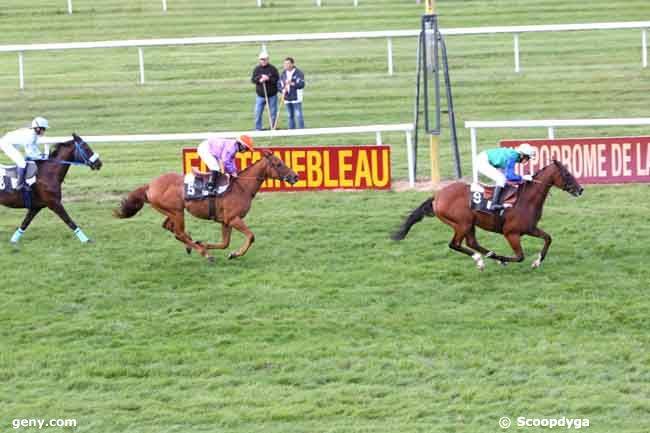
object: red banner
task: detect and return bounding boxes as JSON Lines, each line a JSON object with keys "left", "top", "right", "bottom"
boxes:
{"left": 501, "top": 137, "right": 650, "bottom": 184}
{"left": 182, "top": 145, "right": 391, "bottom": 191}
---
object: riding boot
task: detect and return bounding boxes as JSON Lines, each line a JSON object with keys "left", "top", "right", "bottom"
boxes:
{"left": 490, "top": 186, "right": 504, "bottom": 210}
{"left": 16, "top": 166, "right": 28, "bottom": 191}
{"left": 206, "top": 170, "right": 220, "bottom": 193}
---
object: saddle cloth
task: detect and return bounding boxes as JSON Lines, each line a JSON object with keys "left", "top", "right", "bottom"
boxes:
{"left": 469, "top": 183, "right": 519, "bottom": 213}
{"left": 0, "top": 161, "right": 38, "bottom": 192}
{"left": 184, "top": 171, "right": 230, "bottom": 201}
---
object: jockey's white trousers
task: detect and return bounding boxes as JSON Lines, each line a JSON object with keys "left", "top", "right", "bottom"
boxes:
{"left": 0, "top": 141, "right": 27, "bottom": 168}
{"left": 197, "top": 141, "right": 222, "bottom": 172}
{"left": 477, "top": 151, "right": 506, "bottom": 187}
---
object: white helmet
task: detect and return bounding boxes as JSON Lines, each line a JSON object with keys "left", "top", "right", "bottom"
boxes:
{"left": 31, "top": 117, "right": 49, "bottom": 129}
{"left": 517, "top": 142, "right": 536, "bottom": 158}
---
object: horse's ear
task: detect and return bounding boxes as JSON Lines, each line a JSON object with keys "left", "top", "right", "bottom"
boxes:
{"left": 261, "top": 149, "right": 273, "bottom": 157}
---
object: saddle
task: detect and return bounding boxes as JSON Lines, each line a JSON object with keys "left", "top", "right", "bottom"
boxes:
{"left": 0, "top": 161, "right": 38, "bottom": 193}
{"left": 469, "top": 183, "right": 519, "bottom": 214}
{"left": 184, "top": 170, "right": 231, "bottom": 200}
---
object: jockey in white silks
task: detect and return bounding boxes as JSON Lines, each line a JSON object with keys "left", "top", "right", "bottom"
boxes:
{"left": 0, "top": 117, "right": 49, "bottom": 190}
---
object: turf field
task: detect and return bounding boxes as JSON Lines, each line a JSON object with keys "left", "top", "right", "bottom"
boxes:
{"left": 1, "top": 1, "right": 649, "bottom": 432}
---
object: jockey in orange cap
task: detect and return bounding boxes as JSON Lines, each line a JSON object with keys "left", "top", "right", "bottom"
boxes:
{"left": 197, "top": 135, "right": 254, "bottom": 192}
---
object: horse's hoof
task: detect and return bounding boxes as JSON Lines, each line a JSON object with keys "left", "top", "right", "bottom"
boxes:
{"left": 227, "top": 251, "right": 237, "bottom": 260}
{"left": 499, "top": 261, "right": 508, "bottom": 267}
{"left": 186, "top": 247, "right": 192, "bottom": 255}
{"left": 207, "top": 256, "right": 215, "bottom": 265}
{"left": 85, "top": 239, "right": 95, "bottom": 244}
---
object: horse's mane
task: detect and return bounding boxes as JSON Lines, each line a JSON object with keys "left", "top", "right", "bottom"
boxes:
{"left": 49, "top": 139, "right": 74, "bottom": 158}
{"left": 238, "top": 150, "right": 274, "bottom": 175}
{"left": 533, "top": 159, "right": 567, "bottom": 178}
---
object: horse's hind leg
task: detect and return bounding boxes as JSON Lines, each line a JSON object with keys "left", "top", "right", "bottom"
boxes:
{"left": 155, "top": 206, "right": 212, "bottom": 261}
{"left": 447, "top": 225, "right": 485, "bottom": 271}
{"left": 10, "top": 207, "right": 44, "bottom": 244}
{"left": 465, "top": 227, "right": 508, "bottom": 266}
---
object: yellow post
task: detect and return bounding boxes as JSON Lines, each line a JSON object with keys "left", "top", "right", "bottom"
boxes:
{"left": 425, "top": 0, "right": 441, "bottom": 184}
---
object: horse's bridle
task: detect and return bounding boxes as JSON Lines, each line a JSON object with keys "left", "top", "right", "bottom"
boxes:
{"left": 529, "top": 161, "right": 575, "bottom": 193}
{"left": 47, "top": 137, "right": 100, "bottom": 167}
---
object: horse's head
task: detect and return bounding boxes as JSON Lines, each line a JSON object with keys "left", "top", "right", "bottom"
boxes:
{"left": 260, "top": 150, "right": 299, "bottom": 184}
{"left": 50, "top": 133, "right": 103, "bottom": 170}
{"left": 545, "top": 160, "right": 583, "bottom": 197}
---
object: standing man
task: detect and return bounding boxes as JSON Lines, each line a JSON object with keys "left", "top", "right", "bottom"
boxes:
{"left": 0, "top": 117, "right": 49, "bottom": 190}
{"left": 251, "top": 51, "right": 279, "bottom": 130}
{"left": 278, "top": 57, "right": 306, "bottom": 129}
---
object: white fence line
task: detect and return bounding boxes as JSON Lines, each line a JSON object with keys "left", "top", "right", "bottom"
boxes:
{"left": 2, "top": 21, "right": 649, "bottom": 88}
{"left": 62, "top": 0, "right": 360, "bottom": 12}
{"left": 41, "top": 123, "right": 417, "bottom": 187}
{"left": 465, "top": 118, "right": 650, "bottom": 183}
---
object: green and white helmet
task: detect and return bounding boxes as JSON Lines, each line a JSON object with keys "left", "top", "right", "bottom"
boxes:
{"left": 31, "top": 117, "right": 49, "bottom": 129}
{"left": 517, "top": 142, "right": 536, "bottom": 158}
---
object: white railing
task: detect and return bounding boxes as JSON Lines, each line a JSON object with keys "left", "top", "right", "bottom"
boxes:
{"left": 41, "top": 123, "right": 417, "bottom": 187}
{"left": 2, "top": 21, "right": 648, "bottom": 88}
{"left": 64, "top": 0, "right": 358, "bottom": 13}
{"left": 465, "top": 118, "right": 650, "bottom": 183}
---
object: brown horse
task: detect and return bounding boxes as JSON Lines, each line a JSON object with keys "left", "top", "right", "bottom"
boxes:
{"left": 114, "top": 150, "right": 298, "bottom": 263}
{"left": 392, "top": 160, "right": 583, "bottom": 270}
{"left": 1, "top": 134, "right": 103, "bottom": 244}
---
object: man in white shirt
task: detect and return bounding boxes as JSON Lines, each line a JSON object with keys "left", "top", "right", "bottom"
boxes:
{"left": 0, "top": 117, "right": 49, "bottom": 190}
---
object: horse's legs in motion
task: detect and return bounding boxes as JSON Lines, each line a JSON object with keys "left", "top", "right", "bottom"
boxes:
{"left": 226, "top": 217, "right": 255, "bottom": 259}
{"left": 48, "top": 202, "right": 92, "bottom": 243}
{"left": 527, "top": 227, "right": 552, "bottom": 268}
{"left": 10, "top": 207, "right": 44, "bottom": 244}
{"left": 465, "top": 227, "right": 508, "bottom": 266}
{"left": 156, "top": 207, "right": 212, "bottom": 261}
{"left": 447, "top": 225, "right": 485, "bottom": 270}
{"left": 200, "top": 224, "right": 233, "bottom": 250}
{"left": 488, "top": 232, "right": 525, "bottom": 263}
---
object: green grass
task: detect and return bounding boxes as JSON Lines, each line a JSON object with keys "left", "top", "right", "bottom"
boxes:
{"left": 1, "top": 1, "right": 650, "bottom": 432}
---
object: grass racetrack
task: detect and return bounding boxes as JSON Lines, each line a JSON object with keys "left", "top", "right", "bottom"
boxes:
{"left": 1, "top": 1, "right": 649, "bottom": 432}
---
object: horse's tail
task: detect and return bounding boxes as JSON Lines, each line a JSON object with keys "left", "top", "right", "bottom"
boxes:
{"left": 113, "top": 185, "right": 149, "bottom": 219}
{"left": 391, "top": 197, "right": 435, "bottom": 241}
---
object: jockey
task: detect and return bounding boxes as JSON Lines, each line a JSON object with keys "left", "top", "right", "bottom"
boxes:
{"left": 197, "top": 135, "right": 255, "bottom": 192}
{"left": 0, "top": 117, "right": 49, "bottom": 190}
{"left": 476, "top": 143, "right": 537, "bottom": 210}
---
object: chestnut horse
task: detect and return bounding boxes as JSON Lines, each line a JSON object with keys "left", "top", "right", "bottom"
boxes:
{"left": 114, "top": 150, "right": 298, "bottom": 263}
{"left": 1, "top": 134, "right": 103, "bottom": 244}
{"left": 392, "top": 160, "right": 583, "bottom": 270}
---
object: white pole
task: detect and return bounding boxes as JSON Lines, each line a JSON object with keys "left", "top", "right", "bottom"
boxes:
{"left": 316, "top": 0, "right": 321, "bottom": 6}
{"left": 138, "top": 48, "right": 145, "bottom": 84}
{"left": 354, "top": 0, "right": 358, "bottom": 6}
{"left": 514, "top": 33, "right": 520, "bottom": 73}
{"left": 375, "top": 131, "right": 382, "bottom": 146}
{"left": 257, "top": 0, "right": 262, "bottom": 7}
{"left": 547, "top": 127, "right": 555, "bottom": 139}
{"left": 18, "top": 52, "right": 24, "bottom": 90}
{"left": 387, "top": 37, "right": 393, "bottom": 75}
{"left": 406, "top": 130, "right": 415, "bottom": 188}
{"left": 471, "top": 127, "right": 478, "bottom": 184}
{"left": 162, "top": 0, "right": 167, "bottom": 12}
{"left": 643, "top": 29, "right": 647, "bottom": 68}
{"left": 67, "top": 0, "right": 72, "bottom": 14}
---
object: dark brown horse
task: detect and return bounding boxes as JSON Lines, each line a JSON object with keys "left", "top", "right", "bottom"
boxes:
{"left": 1, "top": 134, "right": 103, "bottom": 244}
{"left": 114, "top": 150, "right": 298, "bottom": 263}
{"left": 392, "top": 160, "right": 583, "bottom": 270}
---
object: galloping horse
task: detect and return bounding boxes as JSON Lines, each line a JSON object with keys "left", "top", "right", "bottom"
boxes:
{"left": 392, "top": 160, "right": 583, "bottom": 270}
{"left": 114, "top": 150, "right": 298, "bottom": 263}
{"left": 0, "top": 134, "right": 103, "bottom": 244}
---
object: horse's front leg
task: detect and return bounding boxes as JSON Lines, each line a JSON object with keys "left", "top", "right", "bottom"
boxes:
{"left": 464, "top": 227, "right": 508, "bottom": 266}
{"left": 10, "top": 207, "right": 44, "bottom": 244}
{"left": 201, "top": 224, "right": 233, "bottom": 250}
{"left": 48, "top": 202, "right": 92, "bottom": 243}
{"left": 527, "top": 227, "right": 552, "bottom": 268}
{"left": 490, "top": 232, "right": 525, "bottom": 263}
{"left": 226, "top": 217, "right": 254, "bottom": 260}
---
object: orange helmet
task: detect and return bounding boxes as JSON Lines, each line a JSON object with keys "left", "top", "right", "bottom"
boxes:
{"left": 238, "top": 135, "right": 254, "bottom": 151}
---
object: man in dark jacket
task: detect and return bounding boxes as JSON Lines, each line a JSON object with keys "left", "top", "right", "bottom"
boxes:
{"left": 278, "top": 57, "right": 306, "bottom": 129}
{"left": 251, "top": 51, "right": 279, "bottom": 130}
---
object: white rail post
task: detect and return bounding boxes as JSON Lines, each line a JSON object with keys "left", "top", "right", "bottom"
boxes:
{"left": 375, "top": 131, "right": 382, "bottom": 145}
{"left": 470, "top": 127, "right": 478, "bottom": 184}
{"left": 257, "top": 0, "right": 262, "bottom": 6}
{"left": 406, "top": 129, "right": 415, "bottom": 188}
{"left": 514, "top": 33, "right": 520, "bottom": 73}
{"left": 353, "top": 0, "right": 358, "bottom": 6}
{"left": 387, "top": 37, "right": 394, "bottom": 75}
{"left": 162, "top": 0, "right": 167, "bottom": 12}
{"left": 316, "top": 0, "right": 322, "bottom": 6}
{"left": 547, "top": 127, "right": 555, "bottom": 139}
{"left": 643, "top": 29, "right": 648, "bottom": 68}
{"left": 18, "top": 52, "right": 25, "bottom": 90}
{"left": 67, "top": 0, "right": 72, "bottom": 14}
{"left": 138, "top": 48, "right": 145, "bottom": 84}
